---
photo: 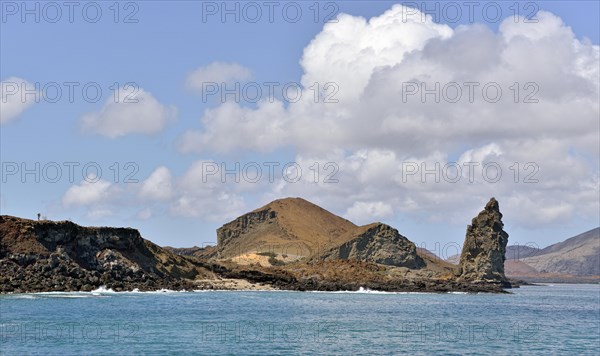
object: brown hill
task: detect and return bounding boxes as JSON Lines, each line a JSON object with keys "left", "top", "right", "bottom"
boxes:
{"left": 214, "top": 197, "right": 460, "bottom": 279}
{"left": 505, "top": 244, "right": 541, "bottom": 261}
{"left": 504, "top": 260, "right": 540, "bottom": 275}
{"left": 215, "top": 197, "right": 357, "bottom": 259}
{"left": 521, "top": 227, "right": 599, "bottom": 276}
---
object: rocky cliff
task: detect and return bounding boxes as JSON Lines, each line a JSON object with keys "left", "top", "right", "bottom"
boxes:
{"left": 315, "top": 223, "right": 426, "bottom": 269}
{"left": 458, "top": 198, "right": 509, "bottom": 283}
{"left": 0, "top": 215, "right": 210, "bottom": 293}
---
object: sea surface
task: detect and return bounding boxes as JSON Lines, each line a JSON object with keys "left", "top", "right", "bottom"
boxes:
{"left": 1, "top": 284, "right": 598, "bottom": 355}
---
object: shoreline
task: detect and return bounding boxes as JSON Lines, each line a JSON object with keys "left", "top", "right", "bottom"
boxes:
{"left": 4, "top": 281, "right": 597, "bottom": 296}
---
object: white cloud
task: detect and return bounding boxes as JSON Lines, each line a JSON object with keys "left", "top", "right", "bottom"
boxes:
{"left": 169, "top": 160, "right": 246, "bottom": 221}
{"left": 176, "top": 5, "right": 598, "bottom": 230}
{"left": 139, "top": 166, "right": 173, "bottom": 201}
{"left": 178, "top": 100, "right": 288, "bottom": 153}
{"left": 1, "top": 77, "right": 36, "bottom": 124}
{"left": 458, "top": 143, "right": 503, "bottom": 166}
{"left": 186, "top": 61, "right": 252, "bottom": 90}
{"left": 299, "top": 7, "right": 453, "bottom": 102}
{"left": 59, "top": 162, "right": 248, "bottom": 224}
{"left": 52, "top": 6, "right": 597, "bottom": 236}
{"left": 180, "top": 8, "right": 598, "bottom": 157}
{"left": 81, "top": 87, "right": 176, "bottom": 138}
{"left": 86, "top": 208, "right": 113, "bottom": 220}
{"left": 62, "top": 180, "right": 113, "bottom": 207}
{"left": 345, "top": 201, "right": 394, "bottom": 225}
{"left": 268, "top": 141, "right": 597, "bottom": 230}
{"left": 137, "top": 207, "right": 152, "bottom": 220}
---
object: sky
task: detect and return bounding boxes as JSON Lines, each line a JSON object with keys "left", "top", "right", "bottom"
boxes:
{"left": 1, "top": 0, "right": 599, "bottom": 257}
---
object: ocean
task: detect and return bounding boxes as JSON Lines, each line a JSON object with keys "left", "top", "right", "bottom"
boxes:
{"left": 1, "top": 284, "right": 598, "bottom": 355}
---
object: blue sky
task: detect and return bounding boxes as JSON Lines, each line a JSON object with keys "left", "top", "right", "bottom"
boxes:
{"left": 1, "top": 1, "right": 599, "bottom": 254}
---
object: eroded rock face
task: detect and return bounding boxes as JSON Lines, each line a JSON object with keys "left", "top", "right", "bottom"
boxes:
{"left": 217, "top": 208, "right": 278, "bottom": 254}
{"left": 316, "top": 223, "right": 426, "bottom": 269}
{"left": 458, "top": 198, "right": 509, "bottom": 282}
{"left": 0, "top": 216, "right": 203, "bottom": 293}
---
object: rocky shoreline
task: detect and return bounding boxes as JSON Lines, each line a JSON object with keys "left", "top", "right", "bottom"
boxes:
{"left": 0, "top": 249, "right": 512, "bottom": 294}
{"left": 0, "top": 197, "right": 516, "bottom": 294}
{"left": 0, "top": 252, "right": 195, "bottom": 293}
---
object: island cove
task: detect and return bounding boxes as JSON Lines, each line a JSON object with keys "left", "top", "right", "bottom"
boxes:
{"left": 1, "top": 197, "right": 515, "bottom": 294}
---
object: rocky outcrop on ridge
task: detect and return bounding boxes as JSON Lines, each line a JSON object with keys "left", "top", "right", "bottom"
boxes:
{"left": 315, "top": 223, "right": 426, "bottom": 269}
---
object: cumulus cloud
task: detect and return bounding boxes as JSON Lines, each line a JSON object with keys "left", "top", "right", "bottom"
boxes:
{"left": 178, "top": 101, "right": 288, "bottom": 153}
{"left": 186, "top": 61, "right": 252, "bottom": 90}
{"left": 177, "top": 5, "right": 598, "bottom": 230}
{"left": 299, "top": 8, "right": 453, "bottom": 102}
{"left": 58, "top": 162, "right": 247, "bottom": 224}
{"left": 139, "top": 166, "right": 174, "bottom": 201}
{"left": 458, "top": 143, "right": 503, "bottom": 166}
{"left": 57, "top": 6, "right": 596, "bottom": 233}
{"left": 169, "top": 160, "right": 246, "bottom": 221}
{"left": 180, "top": 7, "right": 598, "bottom": 156}
{"left": 62, "top": 180, "right": 113, "bottom": 207}
{"left": 1, "top": 77, "right": 36, "bottom": 124}
{"left": 86, "top": 208, "right": 114, "bottom": 220}
{"left": 345, "top": 201, "right": 394, "bottom": 225}
{"left": 81, "top": 87, "right": 176, "bottom": 138}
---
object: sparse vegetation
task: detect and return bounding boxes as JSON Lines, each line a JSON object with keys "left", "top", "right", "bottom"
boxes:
{"left": 256, "top": 251, "right": 277, "bottom": 258}
{"left": 268, "top": 256, "right": 285, "bottom": 266}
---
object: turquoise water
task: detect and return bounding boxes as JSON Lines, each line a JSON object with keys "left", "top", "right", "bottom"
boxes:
{"left": 1, "top": 284, "right": 598, "bottom": 355}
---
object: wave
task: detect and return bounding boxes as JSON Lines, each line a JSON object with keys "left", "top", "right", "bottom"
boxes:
{"left": 191, "top": 288, "right": 286, "bottom": 293}
{"left": 90, "top": 286, "right": 187, "bottom": 295}
{"left": 2, "top": 286, "right": 473, "bottom": 297}
{"left": 308, "top": 287, "right": 432, "bottom": 295}
{"left": 1, "top": 286, "right": 192, "bottom": 298}
{"left": 3, "top": 292, "right": 92, "bottom": 299}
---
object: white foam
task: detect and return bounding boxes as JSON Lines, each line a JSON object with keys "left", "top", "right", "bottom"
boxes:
{"left": 8, "top": 291, "right": 94, "bottom": 299}
{"left": 308, "top": 287, "right": 428, "bottom": 295}
{"left": 191, "top": 289, "right": 282, "bottom": 293}
{"left": 2, "top": 286, "right": 193, "bottom": 298}
{"left": 5, "top": 294, "right": 38, "bottom": 299}
{"left": 91, "top": 286, "right": 116, "bottom": 294}
{"left": 90, "top": 286, "right": 184, "bottom": 294}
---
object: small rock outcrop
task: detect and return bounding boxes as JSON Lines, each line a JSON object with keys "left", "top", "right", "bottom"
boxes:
{"left": 315, "top": 223, "right": 426, "bottom": 269}
{"left": 458, "top": 198, "right": 509, "bottom": 283}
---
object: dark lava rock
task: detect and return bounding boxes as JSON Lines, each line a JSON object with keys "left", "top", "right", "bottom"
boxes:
{"left": 458, "top": 198, "right": 510, "bottom": 284}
